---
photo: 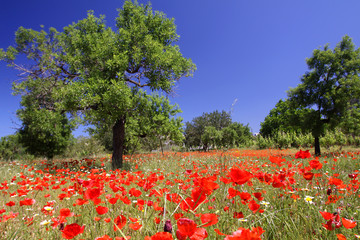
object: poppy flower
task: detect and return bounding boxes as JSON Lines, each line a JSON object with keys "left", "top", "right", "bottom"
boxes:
{"left": 336, "top": 234, "right": 347, "bottom": 240}
{"left": 129, "top": 222, "right": 142, "bottom": 230}
{"left": 59, "top": 208, "right": 74, "bottom": 218}
{"left": 84, "top": 188, "right": 102, "bottom": 200}
{"left": 225, "top": 226, "right": 264, "bottom": 240}
{"left": 19, "top": 198, "right": 35, "bottom": 206}
{"left": 145, "top": 232, "right": 173, "bottom": 240}
{"left": 214, "top": 228, "right": 226, "bottom": 236}
{"left": 228, "top": 167, "right": 252, "bottom": 185}
{"left": 5, "top": 201, "right": 15, "bottom": 207}
{"left": 200, "top": 213, "right": 218, "bottom": 227}
{"left": 248, "top": 200, "right": 260, "bottom": 213}
{"left": 342, "top": 218, "right": 357, "bottom": 229}
{"left": 61, "top": 223, "right": 85, "bottom": 239}
{"left": 129, "top": 188, "right": 142, "bottom": 197}
{"left": 233, "top": 212, "right": 244, "bottom": 219}
{"left": 309, "top": 160, "right": 322, "bottom": 170}
{"left": 114, "top": 215, "right": 127, "bottom": 231}
{"left": 95, "top": 235, "right": 112, "bottom": 240}
{"left": 303, "top": 172, "right": 314, "bottom": 181}
{"left": 164, "top": 220, "right": 172, "bottom": 233}
{"left": 295, "top": 150, "right": 311, "bottom": 159}
{"left": 96, "top": 206, "right": 109, "bottom": 215}
{"left": 269, "top": 156, "right": 285, "bottom": 167}
{"left": 176, "top": 218, "right": 197, "bottom": 239}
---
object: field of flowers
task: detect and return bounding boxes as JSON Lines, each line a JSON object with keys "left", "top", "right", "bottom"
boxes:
{"left": 0, "top": 148, "right": 359, "bottom": 240}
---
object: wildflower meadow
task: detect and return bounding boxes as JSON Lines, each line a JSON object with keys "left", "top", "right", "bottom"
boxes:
{"left": 0, "top": 148, "right": 359, "bottom": 240}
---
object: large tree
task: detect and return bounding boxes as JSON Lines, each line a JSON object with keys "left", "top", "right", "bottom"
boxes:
{"left": 260, "top": 99, "right": 312, "bottom": 138}
{"left": 1, "top": 1, "right": 195, "bottom": 168}
{"left": 288, "top": 36, "right": 360, "bottom": 155}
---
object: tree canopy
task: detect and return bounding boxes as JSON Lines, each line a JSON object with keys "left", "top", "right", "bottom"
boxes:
{"left": 1, "top": 0, "right": 195, "bottom": 168}
{"left": 288, "top": 36, "right": 360, "bottom": 155}
{"left": 260, "top": 99, "right": 312, "bottom": 138}
{"left": 184, "top": 110, "right": 252, "bottom": 151}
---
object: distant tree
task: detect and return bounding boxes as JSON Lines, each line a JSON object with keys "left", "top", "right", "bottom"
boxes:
{"left": 184, "top": 110, "right": 252, "bottom": 150}
{"left": 260, "top": 99, "right": 312, "bottom": 138}
{"left": 201, "top": 126, "right": 222, "bottom": 151}
{"left": 288, "top": 36, "right": 360, "bottom": 155}
{"left": 0, "top": 134, "right": 25, "bottom": 161}
{"left": 1, "top": 1, "right": 195, "bottom": 168}
{"left": 184, "top": 110, "right": 231, "bottom": 150}
{"left": 339, "top": 102, "right": 360, "bottom": 136}
{"left": 226, "top": 122, "right": 253, "bottom": 146}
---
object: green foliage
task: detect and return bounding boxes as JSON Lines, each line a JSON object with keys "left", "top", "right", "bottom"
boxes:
{"left": 201, "top": 126, "right": 222, "bottom": 150}
{"left": 91, "top": 93, "right": 184, "bottom": 154}
{"left": 17, "top": 108, "right": 74, "bottom": 160}
{"left": 184, "top": 110, "right": 252, "bottom": 150}
{"left": 0, "top": 134, "right": 26, "bottom": 161}
{"left": 260, "top": 99, "right": 312, "bottom": 138}
{"left": 288, "top": 36, "right": 360, "bottom": 154}
{"left": 1, "top": 1, "right": 195, "bottom": 168}
{"left": 64, "top": 136, "right": 106, "bottom": 158}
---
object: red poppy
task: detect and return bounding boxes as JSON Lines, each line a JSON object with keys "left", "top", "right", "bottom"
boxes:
{"left": 129, "top": 222, "right": 142, "bottom": 230}
{"left": 96, "top": 206, "right": 109, "bottom": 215}
{"left": 108, "top": 197, "right": 118, "bottom": 205}
{"left": 229, "top": 167, "right": 252, "bottom": 185}
{"left": 248, "top": 200, "right": 260, "bottom": 213}
{"left": 329, "top": 177, "right": 343, "bottom": 186}
{"left": 233, "top": 212, "right": 244, "bottom": 219}
{"left": 19, "top": 198, "right": 35, "bottom": 206}
{"left": 84, "top": 187, "right": 102, "bottom": 200}
{"left": 239, "top": 192, "right": 252, "bottom": 201}
{"left": 200, "top": 213, "right": 218, "bottom": 227}
{"left": 336, "top": 234, "right": 347, "bottom": 240}
{"left": 59, "top": 208, "right": 74, "bottom": 218}
{"left": 228, "top": 188, "right": 240, "bottom": 199}
{"left": 5, "top": 201, "right": 15, "bottom": 207}
{"left": 176, "top": 218, "right": 197, "bottom": 239}
{"left": 342, "top": 218, "right": 357, "bottom": 229}
{"left": 309, "top": 160, "right": 322, "bottom": 170}
{"left": 295, "top": 150, "right": 311, "bottom": 159}
{"left": 146, "top": 232, "right": 173, "bottom": 240}
{"left": 253, "top": 192, "right": 264, "bottom": 201}
{"left": 225, "top": 227, "right": 264, "bottom": 240}
{"left": 61, "top": 223, "right": 85, "bottom": 239}
{"left": 114, "top": 215, "right": 127, "bottom": 231}
{"left": 269, "top": 156, "right": 285, "bottom": 167}
{"left": 129, "top": 188, "right": 142, "bottom": 197}
{"left": 95, "top": 235, "right": 112, "bottom": 240}
{"left": 303, "top": 172, "right": 314, "bottom": 181}
{"left": 214, "top": 228, "right": 226, "bottom": 236}
{"left": 319, "top": 211, "right": 333, "bottom": 220}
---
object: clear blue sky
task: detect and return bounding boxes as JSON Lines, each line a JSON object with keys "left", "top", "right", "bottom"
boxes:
{"left": 1, "top": 0, "right": 360, "bottom": 137}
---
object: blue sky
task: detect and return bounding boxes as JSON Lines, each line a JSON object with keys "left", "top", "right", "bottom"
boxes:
{"left": 1, "top": 0, "right": 360, "bottom": 137}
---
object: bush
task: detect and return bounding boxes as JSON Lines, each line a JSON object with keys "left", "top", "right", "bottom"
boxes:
{"left": 0, "top": 134, "right": 26, "bottom": 161}
{"left": 63, "top": 136, "right": 106, "bottom": 158}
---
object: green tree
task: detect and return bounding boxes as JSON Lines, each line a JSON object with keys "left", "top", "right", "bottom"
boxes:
{"left": 226, "top": 122, "right": 253, "bottom": 146}
{"left": 1, "top": 1, "right": 195, "bottom": 168}
{"left": 201, "top": 126, "right": 222, "bottom": 151}
{"left": 184, "top": 110, "right": 232, "bottom": 150}
{"left": 184, "top": 110, "right": 252, "bottom": 150}
{"left": 0, "top": 134, "right": 25, "bottom": 161}
{"left": 288, "top": 36, "right": 360, "bottom": 155}
{"left": 260, "top": 99, "right": 312, "bottom": 138}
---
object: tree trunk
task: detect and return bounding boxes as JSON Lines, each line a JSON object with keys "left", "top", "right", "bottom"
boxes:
{"left": 314, "top": 136, "right": 321, "bottom": 156}
{"left": 112, "top": 116, "right": 126, "bottom": 169}
{"left": 159, "top": 137, "right": 164, "bottom": 156}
